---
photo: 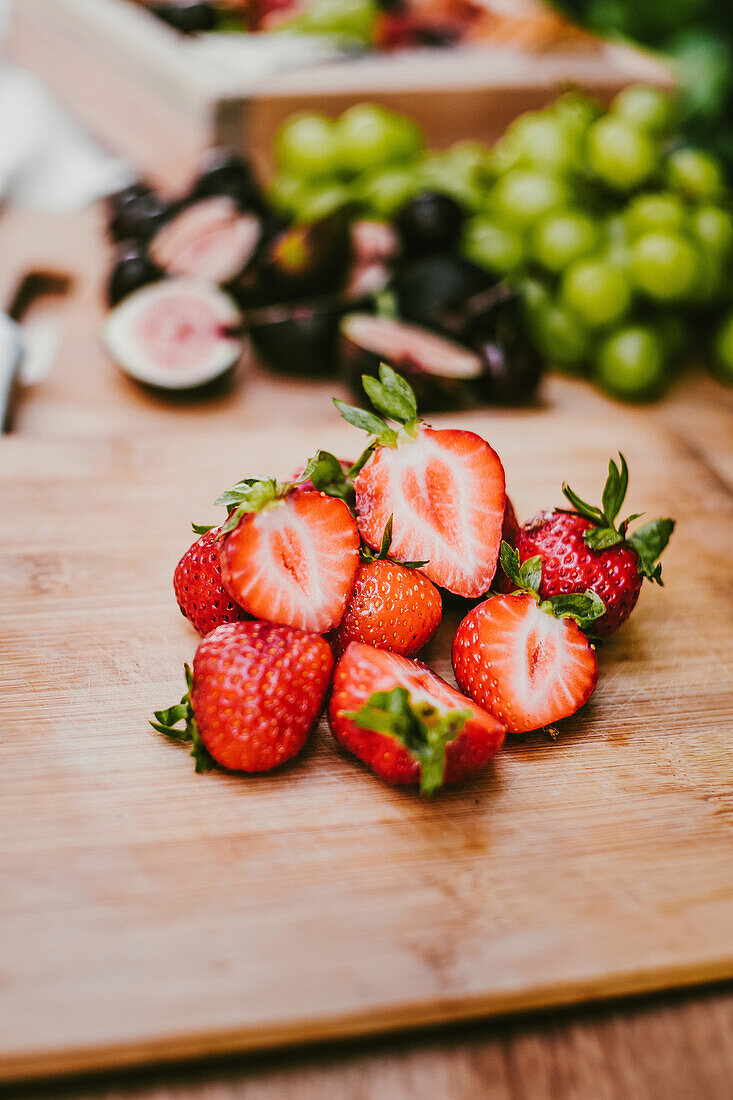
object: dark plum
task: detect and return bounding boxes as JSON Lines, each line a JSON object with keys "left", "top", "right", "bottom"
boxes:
{"left": 234, "top": 207, "right": 352, "bottom": 307}
{"left": 391, "top": 253, "right": 494, "bottom": 338}
{"left": 340, "top": 312, "right": 485, "bottom": 413}
{"left": 250, "top": 301, "right": 346, "bottom": 377}
{"left": 108, "top": 190, "right": 171, "bottom": 243}
{"left": 395, "top": 191, "right": 464, "bottom": 256}
{"left": 106, "top": 242, "right": 163, "bottom": 306}
{"left": 148, "top": 1, "right": 218, "bottom": 34}
{"left": 467, "top": 288, "right": 543, "bottom": 405}
{"left": 188, "top": 149, "right": 261, "bottom": 210}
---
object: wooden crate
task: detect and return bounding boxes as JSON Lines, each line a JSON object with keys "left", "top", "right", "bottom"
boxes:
{"left": 8, "top": 0, "right": 671, "bottom": 191}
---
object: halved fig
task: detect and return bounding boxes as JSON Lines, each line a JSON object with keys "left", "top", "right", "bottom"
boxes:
{"left": 250, "top": 300, "right": 346, "bottom": 377}
{"left": 350, "top": 220, "right": 400, "bottom": 266}
{"left": 340, "top": 312, "right": 484, "bottom": 412}
{"left": 148, "top": 197, "right": 262, "bottom": 284}
{"left": 103, "top": 278, "right": 244, "bottom": 390}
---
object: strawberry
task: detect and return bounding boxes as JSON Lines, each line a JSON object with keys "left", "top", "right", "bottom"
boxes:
{"left": 515, "top": 455, "right": 675, "bottom": 636}
{"left": 452, "top": 542, "right": 602, "bottom": 733}
{"left": 329, "top": 642, "right": 504, "bottom": 794}
{"left": 151, "top": 620, "right": 333, "bottom": 773}
{"left": 173, "top": 526, "right": 246, "bottom": 637}
{"left": 335, "top": 364, "right": 506, "bottom": 598}
{"left": 332, "top": 518, "right": 442, "bottom": 658}
{"left": 216, "top": 469, "right": 360, "bottom": 634}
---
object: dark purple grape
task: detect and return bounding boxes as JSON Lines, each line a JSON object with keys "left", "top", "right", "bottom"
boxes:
{"left": 108, "top": 191, "right": 171, "bottom": 243}
{"left": 148, "top": 1, "right": 218, "bottom": 34}
{"left": 395, "top": 191, "right": 464, "bottom": 256}
{"left": 188, "top": 149, "right": 261, "bottom": 210}
{"left": 106, "top": 243, "right": 163, "bottom": 306}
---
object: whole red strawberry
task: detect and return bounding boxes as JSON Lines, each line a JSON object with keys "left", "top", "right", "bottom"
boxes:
{"left": 453, "top": 542, "right": 601, "bottom": 733}
{"left": 332, "top": 518, "right": 442, "bottom": 658}
{"left": 515, "top": 455, "right": 674, "bottom": 636}
{"left": 336, "top": 364, "right": 506, "bottom": 598}
{"left": 151, "top": 621, "right": 333, "bottom": 773}
{"left": 329, "top": 642, "right": 504, "bottom": 795}
{"left": 173, "top": 526, "right": 246, "bottom": 637}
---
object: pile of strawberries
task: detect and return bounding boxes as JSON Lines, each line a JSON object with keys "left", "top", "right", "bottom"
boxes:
{"left": 153, "top": 366, "right": 674, "bottom": 795}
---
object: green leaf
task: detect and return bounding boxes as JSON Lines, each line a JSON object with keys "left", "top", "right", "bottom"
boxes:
{"left": 379, "top": 363, "right": 418, "bottom": 421}
{"left": 628, "top": 518, "right": 675, "bottom": 585}
{"left": 150, "top": 667, "right": 216, "bottom": 773}
{"left": 400, "top": 559, "right": 430, "bottom": 569}
{"left": 333, "top": 399, "right": 397, "bottom": 443}
{"left": 298, "top": 450, "right": 353, "bottom": 503}
{"left": 362, "top": 374, "right": 415, "bottom": 425}
{"left": 542, "top": 589, "right": 606, "bottom": 630}
{"left": 500, "top": 540, "right": 524, "bottom": 590}
{"left": 347, "top": 442, "right": 377, "bottom": 480}
{"left": 561, "top": 483, "right": 605, "bottom": 526}
{"left": 583, "top": 526, "right": 624, "bottom": 551}
{"left": 378, "top": 515, "right": 394, "bottom": 558}
{"left": 191, "top": 521, "right": 215, "bottom": 535}
{"left": 519, "top": 555, "right": 542, "bottom": 595}
{"left": 345, "top": 686, "right": 471, "bottom": 796}
{"left": 601, "top": 453, "right": 629, "bottom": 525}
{"left": 190, "top": 721, "right": 215, "bottom": 773}
{"left": 214, "top": 478, "right": 280, "bottom": 535}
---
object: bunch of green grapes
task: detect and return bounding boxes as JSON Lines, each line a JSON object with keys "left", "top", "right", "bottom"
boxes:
{"left": 460, "top": 86, "right": 733, "bottom": 399}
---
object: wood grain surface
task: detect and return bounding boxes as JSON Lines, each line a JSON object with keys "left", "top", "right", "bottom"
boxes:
{"left": 2, "top": 404, "right": 732, "bottom": 1082}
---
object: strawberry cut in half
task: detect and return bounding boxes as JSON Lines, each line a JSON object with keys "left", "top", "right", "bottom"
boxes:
{"left": 329, "top": 642, "right": 505, "bottom": 795}
{"left": 151, "top": 620, "right": 334, "bottom": 773}
{"left": 516, "top": 454, "right": 675, "bottom": 636}
{"left": 335, "top": 364, "right": 506, "bottom": 598}
{"left": 217, "top": 471, "right": 360, "bottom": 634}
{"left": 452, "top": 542, "right": 602, "bottom": 734}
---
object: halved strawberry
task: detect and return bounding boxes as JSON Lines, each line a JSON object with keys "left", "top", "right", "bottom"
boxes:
{"left": 329, "top": 642, "right": 505, "bottom": 794}
{"left": 217, "top": 475, "right": 360, "bottom": 634}
{"left": 336, "top": 365, "right": 506, "bottom": 598}
{"left": 452, "top": 542, "right": 602, "bottom": 733}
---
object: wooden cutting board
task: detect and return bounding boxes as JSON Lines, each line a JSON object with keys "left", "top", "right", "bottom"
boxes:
{"left": 1, "top": 405, "right": 732, "bottom": 1083}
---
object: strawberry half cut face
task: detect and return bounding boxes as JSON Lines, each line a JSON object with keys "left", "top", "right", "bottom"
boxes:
{"left": 220, "top": 491, "right": 360, "bottom": 634}
{"left": 355, "top": 424, "right": 506, "bottom": 598}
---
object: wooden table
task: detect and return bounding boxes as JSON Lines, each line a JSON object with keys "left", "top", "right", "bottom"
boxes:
{"left": 2, "top": 207, "right": 732, "bottom": 1099}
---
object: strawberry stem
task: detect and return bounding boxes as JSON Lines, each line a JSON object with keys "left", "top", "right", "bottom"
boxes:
{"left": 499, "top": 541, "right": 605, "bottom": 634}
{"left": 150, "top": 664, "right": 215, "bottom": 774}
{"left": 345, "top": 686, "right": 471, "bottom": 796}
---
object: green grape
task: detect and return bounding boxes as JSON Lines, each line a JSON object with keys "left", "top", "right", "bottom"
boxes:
{"left": 488, "top": 169, "right": 569, "bottom": 230}
{"left": 520, "top": 276, "right": 552, "bottom": 319}
{"left": 690, "top": 205, "right": 733, "bottom": 255}
{"left": 505, "top": 110, "right": 582, "bottom": 173}
{"left": 561, "top": 259, "right": 632, "bottom": 328}
{"left": 712, "top": 312, "right": 733, "bottom": 384}
{"left": 275, "top": 112, "right": 340, "bottom": 179}
{"left": 268, "top": 171, "right": 309, "bottom": 215}
{"left": 611, "top": 85, "right": 676, "bottom": 135}
{"left": 531, "top": 300, "right": 592, "bottom": 370}
{"left": 354, "top": 166, "right": 417, "bottom": 218}
{"left": 593, "top": 325, "right": 668, "bottom": 401}
{"left": 419, "top": 157, "right": 483, "bottom": 212}
{"left": 462, "top": 216, "right": 524, "bottom": 276}
{"left": 529, "top": 208, "right": 598, "bottom": 274}
{"left": 630, "top": 231, "right": 701, "bottom": 301}
{"left": 625, "top": 193, "right": 686, "bottom": 237}
{"left": 655, "top": 312, "right": 687, "bottom": 360}
{"left": 667, "top": 148, "right": 724, "bottom": 199}
{"left": 336, "top": 104, "right": 423, "bottom": 175}
{"left": 444, "top": 141, "right": 486, "bottom": 175}
{"left": 301, "top": 0, "right": 378, "bottom": 43}
{"left": 293, "top": 182, "right": 352, "bottom": 223}
{"left": 586, "top": 116, "right": 657, "bottom": 191}
{"left": 553, "top": 92, "right": 602, "bottom": 139}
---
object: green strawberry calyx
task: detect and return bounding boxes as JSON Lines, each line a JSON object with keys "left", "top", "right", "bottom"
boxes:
{"left": 149, "top": 664, "right": 215, "bottom": 774}
{"left": 345, "top": 686, "right": 471, "bottom": 796}
{"left": 499, "top": 541, "right": 605, "bottom": 635}
{"left": 360, "top": 515, "right": 428, "bottom": 568}
{"left": 562, "top": 454, "right": 675, "bottom": 585}
{"left": 334, "top": 363, "right": 420, "bottom": 449}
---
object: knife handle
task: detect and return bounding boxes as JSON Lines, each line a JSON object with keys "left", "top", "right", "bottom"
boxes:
{"left": 0, "top": 315, "right": 24, "bottom": 434}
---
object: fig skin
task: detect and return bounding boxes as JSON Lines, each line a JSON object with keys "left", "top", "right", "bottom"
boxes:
{"left": 391, "top": 252, "right": 494, "bottom": 338}
{"left": 106, "top": 242, "right": 164, "bottom": 307}
{"left": 251, "top": 302, "right": 346, "bottom": 378}
{"left": 187, "top": 149, "right": 262, "bottom": 211}
{"left": 466, "top": 289, "right": 544, "bottom": 405}
{"left": 148, "top": 1, "right": 218, "bottom": 34}
{"left": 395, "top": 191, "right": 464, "bottom": 257}
{"left": 108, "top": 190, "right": 171, "bottom": 244}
